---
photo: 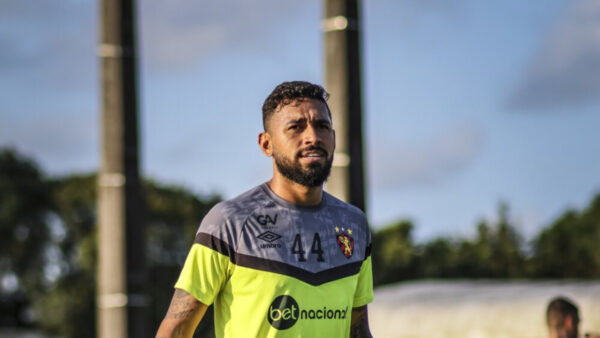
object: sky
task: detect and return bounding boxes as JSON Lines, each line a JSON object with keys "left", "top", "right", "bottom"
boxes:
{"left": 1, "top": 0, "right": 600, "bottom": 241}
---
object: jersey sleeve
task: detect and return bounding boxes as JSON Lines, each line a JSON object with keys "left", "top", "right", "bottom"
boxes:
{"left": 174, "top": 203, "right": 234, "bottom": 305}
{"left": 353, "top": 227, "right": 374, "bottom": 308}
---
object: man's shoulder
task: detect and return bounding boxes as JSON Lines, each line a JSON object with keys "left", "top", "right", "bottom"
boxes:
{"left": 195, "top": 184, "right": 275, "bottom": 247}
{"left": 323, "top": 190, "right": 367, "bottom": 220}
{"left": 200, "top": 184, "right": 272, "bottom": 229}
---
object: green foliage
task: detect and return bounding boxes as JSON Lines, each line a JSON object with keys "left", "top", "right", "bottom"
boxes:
{"left": 452, "top": 223, "right": 491, "bottom": 277}
{"left": 0, "top": 149, "right": 51, "bottom": 284}
{"left": 49, "top": 173, "right": 97, "bottom": 270}
{"left": 370, "top": 197, "right": 600, "bottom": 285}
{"left": 532, "top": 195, "right": 600, "bottom": 278}
{"left": 0, "top": 148, "right": 52, "bottom": 325}
{"left": 372, "top": 221, "right": 415, "bottom": 285}
{"left": 145, "top": 179, "right": 220, "bottom": 267}
{"left": 32, "top": 174, "right": 220, "bottom": 338}
{"left": 2, "top": 147, "right": 600, "bottom": 335}
{"left": 0, "top": 148, "right": 220, "bottom": 337}
{"left": 417, "top": 238, "right": 457, "bottom": 278}
{"left": 373, "top": 203, "right": 529, "bottom": 285}
{"left": 33, "top": 269, "right": 96, "bottom": 337}
{"left": 32, "top": 173, "right": 98, "bottom": 337}
{"left": 144, "top": 180, "right": 219, "bottom": 336}
{"left": 488, "top": 204, "right": 526, "bottom": 277}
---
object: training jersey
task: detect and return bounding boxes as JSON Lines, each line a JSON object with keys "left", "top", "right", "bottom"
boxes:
{"left": 175, "top": 183, "right": 373, "bottom": 337}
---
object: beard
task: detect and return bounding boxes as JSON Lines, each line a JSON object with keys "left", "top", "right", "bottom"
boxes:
{"left": 273, "top": 147, "right": 333, "bottom": 187}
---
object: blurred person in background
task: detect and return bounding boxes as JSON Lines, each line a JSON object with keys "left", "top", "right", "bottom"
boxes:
{"left": 155, "top": 81, "right": 373, "bottom": 338}
{"left": 547, "top": 296, "right": 579, "bottom": 338}
{"left": 546, "top": 296, "right": 600, "bottom": 338}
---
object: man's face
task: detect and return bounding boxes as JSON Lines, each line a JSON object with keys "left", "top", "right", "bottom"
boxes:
{"left": 263, "top": 98, "right": 335, "bottom": 187}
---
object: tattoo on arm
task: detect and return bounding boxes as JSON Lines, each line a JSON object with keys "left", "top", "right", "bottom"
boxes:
{"left": 155, "top": 288, "right": 208, "bottom": 337}
{"left": 350, "top": 306, "right": 373, "bottom": 338}
{"left": 165, "top": 289, "right": 200, "bottom": 319}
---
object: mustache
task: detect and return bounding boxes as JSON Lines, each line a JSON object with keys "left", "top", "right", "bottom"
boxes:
{"left": 296, "top": 145, "right": 328, "bottom": 158}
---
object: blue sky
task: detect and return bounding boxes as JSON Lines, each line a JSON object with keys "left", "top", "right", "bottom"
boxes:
{"left": 1, "top": 0, "right": 599, "bottom": 241}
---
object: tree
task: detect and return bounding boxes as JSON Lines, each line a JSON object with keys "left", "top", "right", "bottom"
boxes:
{"left": 372, "top": 202, "right": 528, "bottom": 282}
{"left": 417, "top": 237, "right": 457, "bottom": 278}
{"left": 371, "top": 220, "right": 415, "bottom": 285}
{"left": 144, "top": 179, "right": 220, "bottom": 337}
{"left": 0, "top": 148, "right": 52, "bottom": 326}
{"left": 33, "top": 174, "right": 97, "bottom": 337}
{"left": 532, "top": 195, "right": 600, "bottom": 278}
{"left": 33, "top": 173, "right": 221, "bottom": 337}
{"left": 453, "top": 221, "right": 494, "bottom": 277}
{"left": 486, "top": 203, "right": 526, "bottom": 278}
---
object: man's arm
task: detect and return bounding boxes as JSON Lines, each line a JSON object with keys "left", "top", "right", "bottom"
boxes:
{"left": 156, "top": 288, "right": 209, "bottom": 338}
{"left": 350, "top": 305, "right": 373, "bottom": 338}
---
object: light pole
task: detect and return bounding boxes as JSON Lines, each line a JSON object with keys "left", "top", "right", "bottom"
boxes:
{"left": 97, "top": 0, "right": 146, "bottom": 336}
{"left": 323, "top": 0, "right": 366, "bottom": 212}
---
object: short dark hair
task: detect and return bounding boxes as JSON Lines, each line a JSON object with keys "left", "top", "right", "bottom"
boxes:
{"left": 547, "top": 296, "right": 579, "bottom": 329}
{"left": 262, "top": 81, "right": 330, "bottom": 130}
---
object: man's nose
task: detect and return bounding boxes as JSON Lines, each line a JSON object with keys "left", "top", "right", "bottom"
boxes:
{"left": 302, "top": 124, "right": 320, "bottom": 144}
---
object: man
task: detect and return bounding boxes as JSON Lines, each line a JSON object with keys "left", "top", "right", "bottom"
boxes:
{"left": 546, "top": 296, "right": 579, "bottom": 338}
{"left": 156, "top": 81, "right": 373, "bottom": 337}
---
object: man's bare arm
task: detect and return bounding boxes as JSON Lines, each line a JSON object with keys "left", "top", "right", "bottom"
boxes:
{"left": 156, "top": 288, "right": 208, "bottom": 338}
{"left": 350, "top": 305, "right": 373, "bottom": 338}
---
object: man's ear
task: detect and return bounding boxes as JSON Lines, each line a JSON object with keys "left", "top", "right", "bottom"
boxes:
{"left": 565, "top": 315, "right": 575, "bottom": 330}
{"left": 258, "top": 132, "right": 273, "bottom": 157}
{"left": 332, "top": 129, "right": 336, "bottom": 151}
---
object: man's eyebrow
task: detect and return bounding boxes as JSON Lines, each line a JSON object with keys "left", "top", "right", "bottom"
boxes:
{"left": 285, "top": 117, "right": 331, "bottom": 126}
{"left": 285, "top": 118, "right": 307, "bottom": 125}
{"left": 313, "top": 118, "right": 332, "bottom": 125}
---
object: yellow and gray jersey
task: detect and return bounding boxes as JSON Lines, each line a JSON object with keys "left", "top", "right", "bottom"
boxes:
{"left": 175, "top": 183, "right": 373, "bottom": 337}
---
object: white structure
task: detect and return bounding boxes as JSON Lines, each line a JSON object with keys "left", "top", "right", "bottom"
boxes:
{"left": 370, "top": 280, "right": 600, "bottom": 338}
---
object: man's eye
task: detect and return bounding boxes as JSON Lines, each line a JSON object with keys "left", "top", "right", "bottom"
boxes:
{"left": 288, "top": 125, "right": 298, "bottom": 130}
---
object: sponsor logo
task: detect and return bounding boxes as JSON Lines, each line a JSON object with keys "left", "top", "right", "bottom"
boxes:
{"left": 256, "top": 214, "right": 278, "bottom": 226}
{"left": 267, "top": 295, "right": 348, "bottom": 330}
{"left": 257, "top": 231, "right": 281, "bottom": 243}
{"left": 335, "top": 226, "right": 354, "bottom": 258}
{"left": 268, "top": 295, "right": 299, "bottom": 329}
{"left": 260, "top": 243, "right": 282, "bottom": 248}
{"left": 257, "top": 231, "right": 282, "bottom": 248}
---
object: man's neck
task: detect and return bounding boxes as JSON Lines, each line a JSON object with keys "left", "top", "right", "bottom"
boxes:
{"left": 267, "top": 175, "right": 323, "bottom": 206}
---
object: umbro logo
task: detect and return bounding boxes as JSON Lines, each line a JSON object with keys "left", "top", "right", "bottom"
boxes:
{"left": 257, "top": 231, "right": 282, "bottom": 243}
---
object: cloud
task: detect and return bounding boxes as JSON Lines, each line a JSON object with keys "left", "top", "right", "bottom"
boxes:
{"left": 0, "top": 111, "right": 98, "bottom": 174}
{"left": 139, "top": 0, "right": 313, "bottom": 71}
{"left": 508, "top": 0, "right": 600, "bottom": 109}
{"left": 365, "top": 0, "right": 466, "bottom": 45}
{"left": 0, "top": 0, "right": 97, "bottom": 92}
{"left": 0, "top": 0, "right": 319, "bottom": 179}
{"left": 0, "top": 0, "right": 315, "bottom": 87}
{"left": 370, "top": 121, "right": 484, "bottom": 189}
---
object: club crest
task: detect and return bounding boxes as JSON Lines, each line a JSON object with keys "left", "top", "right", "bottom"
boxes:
{"left": 335, "top": 226, "right": 354, "bottom": 259}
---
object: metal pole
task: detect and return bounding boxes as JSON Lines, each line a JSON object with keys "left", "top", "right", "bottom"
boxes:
{"left": 323, "top": 0, "right": 366, "bottom": 211}
{"left": 97, "top": 0, "right": 146, "bottom": 336}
